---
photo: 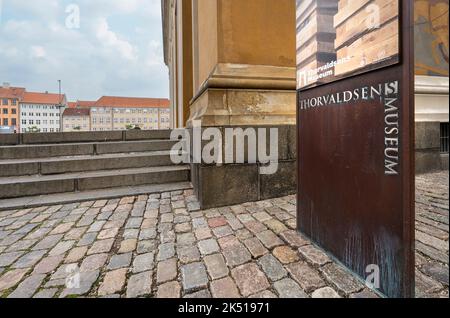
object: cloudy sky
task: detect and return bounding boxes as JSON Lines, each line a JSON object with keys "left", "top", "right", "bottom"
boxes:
{"left": 0, "top": 0, "right": 169, "bottom": 101}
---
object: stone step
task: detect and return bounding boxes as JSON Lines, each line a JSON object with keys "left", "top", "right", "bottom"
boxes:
{"left": 0, "top": 151, "right": 187, "bottom": 177}
{"left": 0, "top": 166, "right": 190, "bottom": 199}
{"left": 0, "top": 129, "right": 184, "bottom": 146}
{"left": 0, "top": 139, "right": 182, "bottom": 160}
{"left": 0, "top": 181, "right": 193, "bottom": 211}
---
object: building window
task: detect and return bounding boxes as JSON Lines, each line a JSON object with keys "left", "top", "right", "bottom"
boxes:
{"left": 2, "top": 99, "right": 8, "bottom": 105}
{"left": 22, "top": 120, "right": 26, "bottom": 125}
{"left": 2, "top": 118, "right": 8, "bottom": 125}
{"left": 11, "top": 119, "right": 16, "bottom": 126}
{"left": 12, "top": 99, "right": 17, "bottom": 106}
{"left": 2, "top": 108, "right": 7, "bottom": 114}
{"left": 12, "top": 108, "right": 17, "bottom": 114}
{"left": 441, "top": 123, "right": 449, "bottom": 154}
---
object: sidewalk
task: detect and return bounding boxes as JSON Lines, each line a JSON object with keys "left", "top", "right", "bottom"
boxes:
{"left": 0, "top": 172, "right": 448, "bottom": 298}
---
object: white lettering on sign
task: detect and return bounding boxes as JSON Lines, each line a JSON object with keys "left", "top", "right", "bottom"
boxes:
{"left": 298, "top": 80, "right": 400, "bottom": 176}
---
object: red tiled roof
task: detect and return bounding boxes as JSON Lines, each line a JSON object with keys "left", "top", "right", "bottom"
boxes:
{"left": 63, "top": 108, "right": 90, "bottom": 117}
{"left": 0, "top": 87, "right": 26, "bottom": 100}
{"left": 68, "top": 102, "right": 77, "bottom": 108}
{"left": 95, "top": 96, "right": 169, "bottom": 108}
{"left": 76, "top": 100, "right": 96, "bottom": 108}
{"left": 22, "top": 92, "right": 66, "bottom": 105}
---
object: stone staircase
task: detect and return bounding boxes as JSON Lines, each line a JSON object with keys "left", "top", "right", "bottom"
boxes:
{"left": 0, "top": 130, "right": 191, "bottom": 210}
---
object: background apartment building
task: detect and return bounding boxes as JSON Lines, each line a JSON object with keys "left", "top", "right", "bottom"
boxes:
{"left": 62, "top": 108, "right": 91, "bottom": 132}
{"left": 20, "top": 92, "right": 67, "bottom": 133}
{"left": 88, "top": 96, "right": 170, "bottom": 131}
{"left": 0, "top": 83, "right": 25, "bottom": 132}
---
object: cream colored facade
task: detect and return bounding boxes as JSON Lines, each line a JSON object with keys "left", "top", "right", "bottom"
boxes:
{"left": 90, "top": 107, "right": 170, "bottom": 131}
{"left": 63, "top": 116, "right": 90, "bottom": 132}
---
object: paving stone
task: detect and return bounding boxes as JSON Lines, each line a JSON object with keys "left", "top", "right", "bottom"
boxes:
{"left": 97, "top": 228, "right": 119, "bottom": 240}
{"left": 264, "top": 219, "right": 288, "bottom": 234}
{"left": 174, "top": 215, "right": 190, "bottom": 224}
{"left": 320, "top": 263, "right": 364, "bottom": 295}
{"left": 184, "top": 289, "right": 212, "bottom": 298}
{"left": 33, "top": 234, "right": 63, "bottom": 250}
{"left": 248, "top": 290, "right": 278, "bottom": 298}
{"left": 137, "top": 240, "right": 157, "bottom": 254}
{"left": 258, "top": 254, "right": 287, "bottom": 281}
{"left": 160, "top": 229, "right": 175, "bottom": 243}
{"left": 311, "top": 287, "right": 341, "bottom": 298}
{"left": 123, "top": 229, "right": 139, "bottom": 240}
{"left": 253, "top": 211, "right": 272, "bottom": 222}
{"left": 231, "top": 263, "right": 270, "bottom": 297}
{"left": 245, "top": 221, "right": 268, "bottom": 235}
{"left": 50, "top": 222, "right": 74, "bottom": 235}
{"left": 187, "top": 201, "right": 201, "bottom": 212}
{"left": 176, "top": 232, "right": 196, "bottom": 247}
{"left": 161, "top": 214, "right": 174, "bottom": 224}
{"left": 98, "top": 268, "right": 128, "bottom": 296}
{"left": 208, "top": 217, "right": 228, "bottom": 228}
{"left": 235, "top": 228, "right": 253, "bottom": 240}
{"left": 204, "top": 253, "right": 229, "bottom": 279}
{"left": 223, "top": 243, "right": 252, "bottom": 267}
{"left": 256, "top": 230, "right": 284, "bottom": 249}
{"left": 198, "top": 238, "right": 220, "bottom": 256}
{"left": 218, "top": 235, "right": 240, "bottom": 250}
{"left": 108, "top": 253, "right": 132, "bottom": 270}
{"left": 349, "top": 289, "right": 379, "bottom": 298}
{"left": 212, "top": 225, "right": 233, "bottom": 238}
{"left": 87, "top": 238, "right": 114, "bottom": 255}
{"left": 33, "top": 288, "right": 58, "bottom": 298}
{"left": 274, "top": 278, "right": 307, "bottom": 298}
{"left": 33, "top": 255, "right": 64, "bottom": 274}
{"left": 287, "top": 262, "right": 326, "bottom": 293}
{"left": 181, "top": 262, "right": 209, "bottom": 292}
{"left": 195, "top": 228, "right": 212, "bottom": 240}
{"left": 77, "top": 232, "right": 97, "bottom": 247}
{"left": 157, "top": 281, "right": 181, "bottom": 298}
{"left": 141, "top": 218, "right": 158, "bottom": 229}
{"left": 0, "top": 268, "right": 29, "bottom": 292}
{"left": 420, "top": 262, "right": 449, "bottom": 285}
{"left": 65, "top": 246, "right": 88, "bottom": 264}
{"left": 157, "top": 258, "right": 178, "bottom": 283}
{"left": 175, "top": 223, "right": 192, "bottom": 233}
{"left": 127, "top": 271, "right": 153, "bottom": 298}
{"left": 49, "top": 240, "right": 75, "bottom": 256}
{"left": 64, "top": 227, "right": 87, "bottom": 240}
{"left": 272, "top": 246, "right": 300, "bottom": 264}
{"left": 210, "top": 277, "right": 241, "bottom": 298}
{"left": 243, "top": 237, "right": 268, "bottom": 258}
{"left": 139, "top": 228, "right": 157, "bottom": 240}
{"left": 157, "top": 243, "right": 175, "bottom": 261}
{"left": 279, "top": 230, "right": 310, "bottom": 248}
{"left": 13, "top": 250, "right": 46, "bottom": 268}
{"left": 60, "top": 270, "right": 100, "bottom": 297}
{"left": 0, "top": 251, "right": 23, "bottom": 267}
{"left": 298, "top": 245, "right": 331, "bottom": 267}
{"left": 126, "top": 217, "right": 143, "bottom": 229}
{"left": 415, "top": 269, "right": 444, "bottom": 297}
{"left": 177, "top": 246, "right": 201, "bottom": 264}
{"left": 193, "top": 217, "right": 207, "bottom": 229}
{"left": 133, "top": 252, "right": 154, "bottom": 273}
{"left": 80, "top": 253, "right": 108, "bottom": 272}
{"left": 7, "top": 274, "right": 46, "bottom": 298}
{"left": 118, "top": 239, "right": 137, "bottom": 254}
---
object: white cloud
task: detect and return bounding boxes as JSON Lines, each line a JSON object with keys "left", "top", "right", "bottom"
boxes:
{"left": 31, "top": 46, "right": 46, "bottom": 59}
{"left": 0, "top": 0, "right": 168, "bottom": 100}
{"left": 95, "top": 17, "right": 137, "bottom": 61}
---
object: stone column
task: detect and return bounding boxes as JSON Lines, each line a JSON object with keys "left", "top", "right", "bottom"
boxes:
{"left": 185, "top": 0, "right": 297, "bottom": 208}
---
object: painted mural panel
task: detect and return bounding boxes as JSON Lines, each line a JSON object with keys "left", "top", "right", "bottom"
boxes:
{"left": 415, "top": 0, "right": 449, "bottom": 76}
{"left": 296, "top": 0, "right": 400, "bottom": 90}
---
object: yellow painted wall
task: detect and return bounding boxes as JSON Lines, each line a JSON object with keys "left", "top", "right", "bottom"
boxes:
{"left": 217, "top": 0, "right": 296, "bottom": 67}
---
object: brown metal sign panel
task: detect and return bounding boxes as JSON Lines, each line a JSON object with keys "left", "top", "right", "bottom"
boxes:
{"left": 296, "top": 0, "right": 414, "bottom": 298}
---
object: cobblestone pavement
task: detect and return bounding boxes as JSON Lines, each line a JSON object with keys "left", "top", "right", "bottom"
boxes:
{"left": 0, "top": 172, "right": 448, "bottom": 298}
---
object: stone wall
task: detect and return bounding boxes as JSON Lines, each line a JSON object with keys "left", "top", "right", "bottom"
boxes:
{"left": 415, "top": 122, "right": 448, "bottom": 174}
